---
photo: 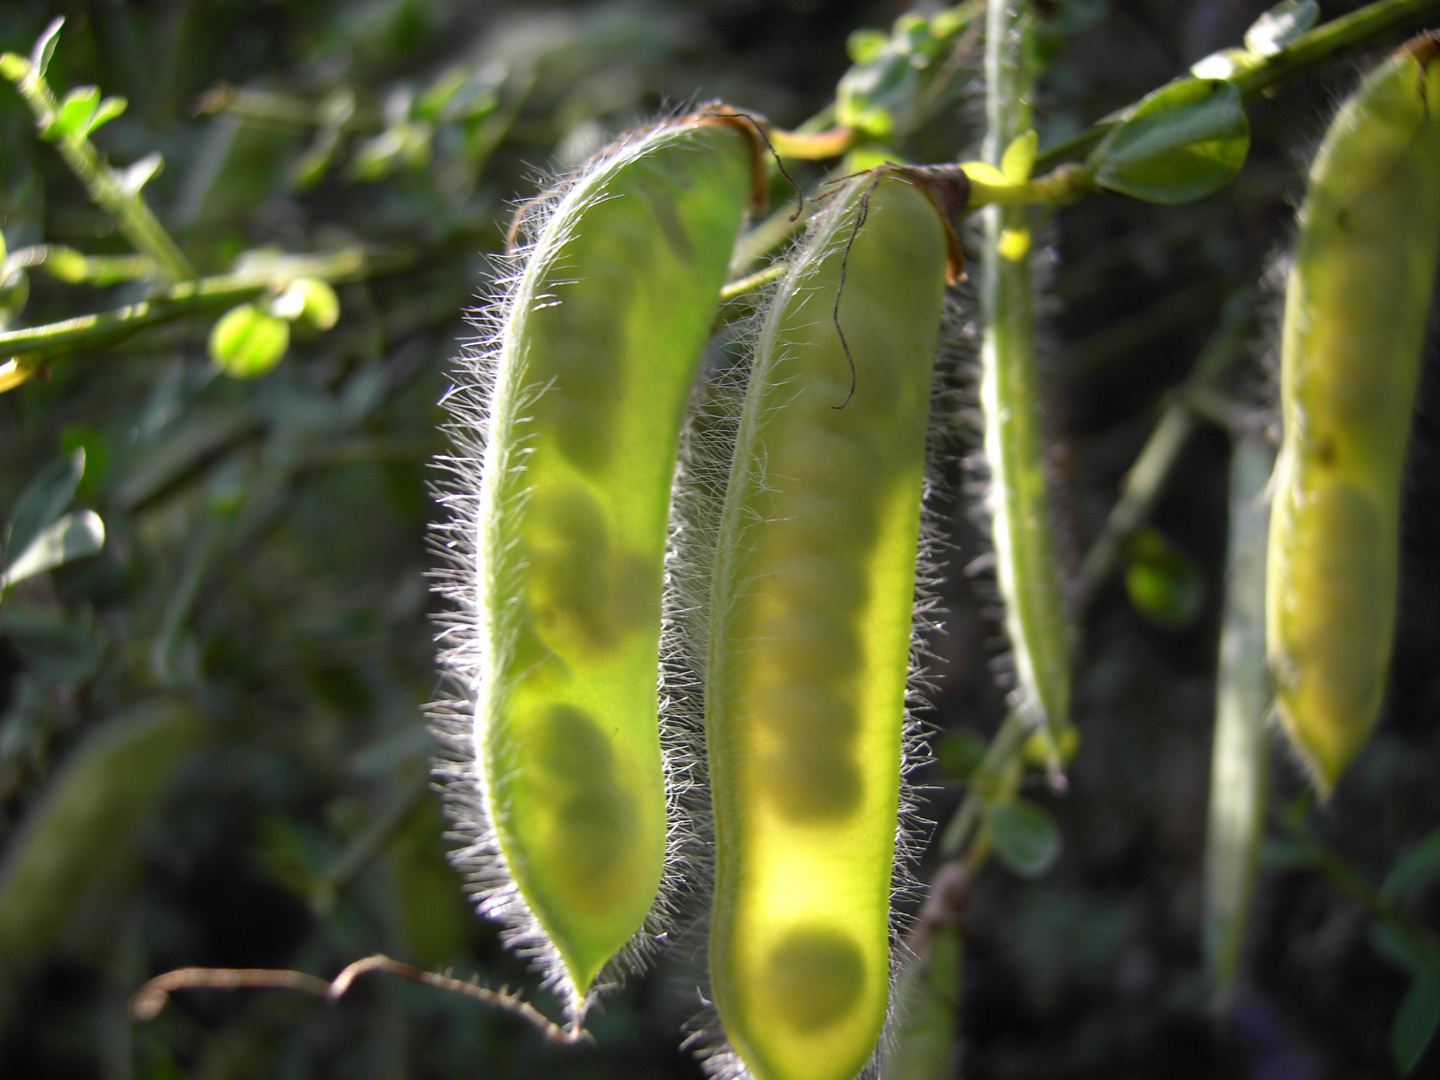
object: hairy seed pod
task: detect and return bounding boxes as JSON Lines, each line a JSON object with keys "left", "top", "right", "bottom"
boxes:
{"left": 433, "top": 109, "right": 762, "bottom": 1018}
{"left": 1268, "top": 35, "right": 1440, "bottom": 792}
{"left": 704, "top": 169, "right": 957, "bottom": 1080}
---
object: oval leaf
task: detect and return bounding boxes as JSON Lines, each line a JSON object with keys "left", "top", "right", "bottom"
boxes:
{"left": 83, "top": 95, "right": 127, "bottom": 137}
{"left": 936, "top": 729, "right": 987, "bottom": 781}
{"left": 1124, "top": 527, "right": 1205, "bottom": 629}
{"left": 1393, "top": 970, "right": 1440, "bottom": 1074}
{"left": 1381, "top": 827, "right": 1440, "bottom": 905}
{"left": 986, "top": 798, "right": 1061, "bottom": 879}
{"left": 44, "top": 86, "right": 99, "bottom": 141}
{"left": 1090, "top": 78, "right": 1249, "bottom": 204}
{"left": 1244, "top": 0, "right": 1319, "bottom": 58}
{"left": 5, "top": 448, "right": 84, "bottom": 570}
{"left": 271, "top": 277, "right": 339, "bottom": 330}
{"left": 0, "top": 509, "right": 105, "bottom": 590}
{"left": 29, "top": 17, "right": 63, "bottom": 79}
{"left": 209, "top": 303, "right": 289, "bottom": 377}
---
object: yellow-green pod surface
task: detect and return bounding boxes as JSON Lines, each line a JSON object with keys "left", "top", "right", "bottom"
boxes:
{"left": 706, "top": 171, "right": 949, "bottom": 1080}
{"left": 446, "top": 113, "right": 757, "bottom": 1012}
{"left": 1268, "top": 39, "right": 1440, "bottom": 792}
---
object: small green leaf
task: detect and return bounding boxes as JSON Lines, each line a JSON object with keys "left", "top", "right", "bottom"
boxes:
{"left": 835, "top": 11, "right": 951, "bottom": 141}
{"left": 43, "top": 86, "right": 99, "bottom": 141}
{"left": 209, "top": 304, "right": 289, "bottom": 377}
{"left": 846, "top": 28, "right": 889, "bottom": 64}
{"left": 40, "top": 246, "right": 89, "bottom": 282}
{"left": 0, "top": 265, "right": 29, "bottom": 327}
{"left": 1001, "top": 130, "right": 1037, "bottom": 184}
{"left": 936, "top": 729, "right": 987, "bottom": 780}
{"left": 0, "top": 510, "right": 105, "bottom": 590}
{"left": 1189, "top": 48, "right": 1264, "bottom": 81}
{"left": 0, "top": 54, "right": 29, "bottom": 83}
{"left": 5, "top": 449, "right": 84, "bottom": 570}
{"left": 1090, "top": 78, "right": 1249, "bottom": 204}
{"left": 986, "top": 798, "right": 1061, "bottom": 879}
{"left": 115, "top": 151, "right": 160, "bottom": 197}
{"left": 1244, "top": 1, "right": 1319, "bottom": 58}
{"left": 1369, "top": 920, "right": 1440, "bottom": 976}
{"left": 1393, "top": 970, "right": 1440, "bottom": 1074}
{"left": 83, "top": 95, "right": 126, "bottom": 136}
{"left": 416, "top": 70, "right": 466, "bottom": 120}
{"left": 1382, "top": 828, "right": 1440, "bottom": 905}
{"left": 883, "top": 923, "right": 961, "bottom": 1080}
{"left": 270, "top": 277, "right": 339, "bottom": 330}
{"left": 60, "top": 425, "right": 111, "bottom": 499}
{"left": 1124, "top": 527, "right": 1205, "bottom": 629}
{"left": 29, "top": 17, "right": 63, "bottom": 79}
{"left": 291, "top": 130, "right": 340, "bottom": 190}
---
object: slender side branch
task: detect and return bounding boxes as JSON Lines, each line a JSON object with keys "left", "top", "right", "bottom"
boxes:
{"left": 965, "top": 162, "right": 1095, "bottom": 208}
{"left": 938, "top": 708, "right": 1031, "bottom": 861}
{"left": 2, "top": 44, "right": 194, "bottom": 280}
{"left": 719, "top": 261, "right": 789, "bottom": 301}
{"left": 4, "top": 245, "right": 154, "bottom": 286}
{"left": 130, "top": 954, "right": 586, "bottom": 1044}
{"left": 1034, "top": 0, "right": 1440, "bottom": 172}
{"left": 1073, "top": 290, "right": 1252, "bottom": 609}
{"left": 0, "top": 248, "right": 413, "bottom": 363}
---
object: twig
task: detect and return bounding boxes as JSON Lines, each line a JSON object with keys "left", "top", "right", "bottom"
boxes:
{"left": 0, "top": 247, "right": 414, "bottom": 363}
{"left": 130, "top": 954, "right": 586, "bottom": 1045}
{"left": 1072, "top": 290, "right": 1252, "bottom": 610}
{"left": 719, "top": 261, "right": 789, "bottom": 301}
{"left": 1034, "top": 0, "right": 1440, "bottom": 172}
{"left": 312, "top": 771, "right": 430, "bottom": 910}
{"left": 938, "top": 708, "right": 1032, "bottom": 861}
{"left": 3, "top": 245, "right": 154, "bottom": 286}
{"left": 2, "top": 21, "right": 194, "bottom": 280}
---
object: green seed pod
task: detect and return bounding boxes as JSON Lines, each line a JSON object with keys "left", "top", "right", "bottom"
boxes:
{"left": 433, "top": 108, "right": 762, "bottom": 1020}
{"left": 702, "top": 168, "right": 960, "bottom": 1080}
{"left": 1204, "top": 431, "right": 1274, "bottom": 1010}
{"left": 0, "top": 697, "right": 201, "bottom": 975}
{"left": 971, "top": 0, "right": 1072, "bottom": 768}
{"left": 1267, "top": 36, "right": 1440, "bottom": 793}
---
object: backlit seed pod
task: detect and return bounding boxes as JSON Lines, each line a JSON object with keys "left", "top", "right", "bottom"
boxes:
{"left": 1267, "top": 35, "right": 1440, "bottom": 793}
{"left": 704, "top": 168, "right": 958, "bottom": 1080}
{"left": 432, "top": 108, "right": 762, "bottom": 1020}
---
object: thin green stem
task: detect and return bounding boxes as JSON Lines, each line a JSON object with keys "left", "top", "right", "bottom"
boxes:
{"left": 312, "top": 771, "right": 429, "bottom": 912}
{"left": 1034, "top": 0, "right": 1440, "bottom": 172}
{"left": 4, "top": 245, "right": 154, "bottom": 286}
{"left": 1285, "top": 813, "right": 1440, "bottom": 973}
{"left": 0, "top": 248, "right": 413, "bottom": 363}
{"left": 196, "top": 84, "right": 379, "bottom": 132}
{"left": 719, "top": 261, "right": 789, "bottom": 301}
{"left": 1073, "top": 290, "right": 1251, "bottom": 609}
{"left": 5, "top": 55, "right": 194, "bottom": 280}
{"left": 938, "top": 709, "right": 1030, "bottom": 861}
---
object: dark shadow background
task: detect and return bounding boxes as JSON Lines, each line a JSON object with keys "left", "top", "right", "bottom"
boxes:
{"left": 1, "top": 1, "right": 1438, "bottom": 1077}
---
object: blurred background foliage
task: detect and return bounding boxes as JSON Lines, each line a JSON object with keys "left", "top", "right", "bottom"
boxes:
{"left": 1, "top": 1, "right": 1439, "bottom": 1077}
